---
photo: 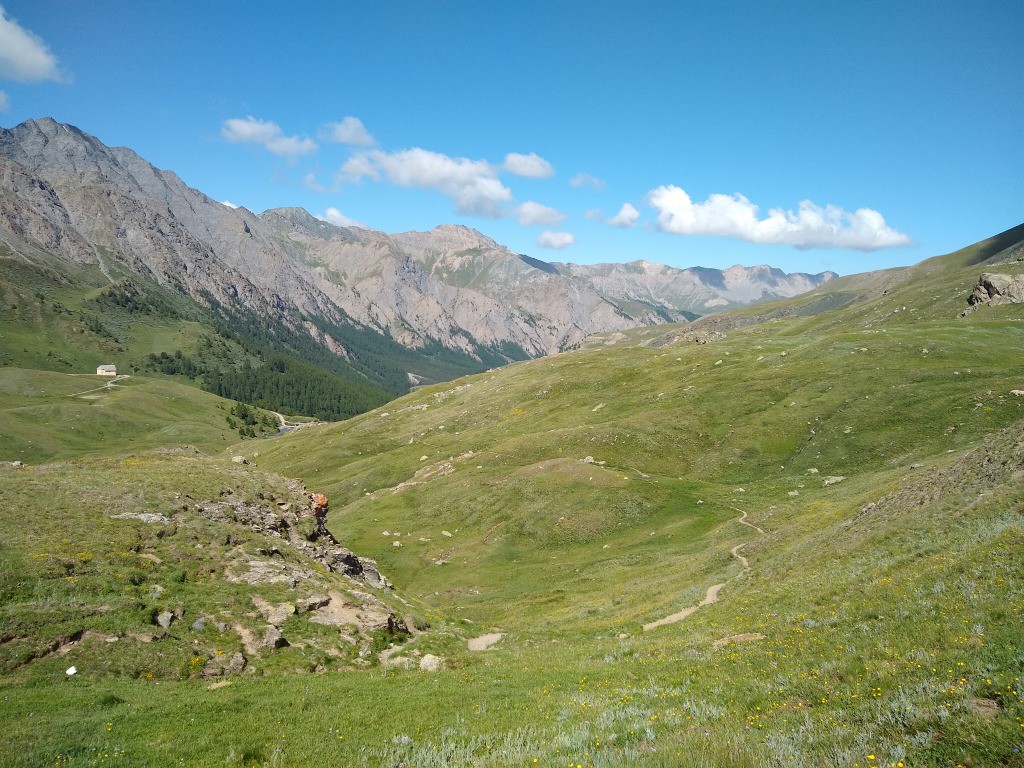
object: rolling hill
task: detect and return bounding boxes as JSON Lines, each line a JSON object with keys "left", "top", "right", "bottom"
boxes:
{"left": 1, "top": 223, "right": 1022, "bottom": 766}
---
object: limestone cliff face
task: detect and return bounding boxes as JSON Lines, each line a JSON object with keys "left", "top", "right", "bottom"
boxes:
{"left": 0, "top": 117, "right": 834, "bottom": 362}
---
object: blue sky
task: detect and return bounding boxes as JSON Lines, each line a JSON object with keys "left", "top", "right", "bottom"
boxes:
{"left": 1, "top": 1, "right": 1021, "bottom": 275}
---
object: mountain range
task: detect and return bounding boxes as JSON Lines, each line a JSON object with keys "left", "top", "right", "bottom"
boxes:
{"left": 0, "top": 117, "right": 835, "bottom": 371}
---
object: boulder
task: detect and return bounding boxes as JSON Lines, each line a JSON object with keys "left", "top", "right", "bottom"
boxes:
{"left": 203, "top": 651, "right": 247, "bottom": 678}
{"left": 969, "top": 273, "right": 1024, "bottom": 306}
{"left": 295, "top": 595, "right": 331, "bottom": 614}
{"left": 260, "top": 625, "right": 289, "bottom": 649}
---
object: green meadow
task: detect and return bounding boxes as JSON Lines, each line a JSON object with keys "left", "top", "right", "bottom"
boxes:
{"left": 2, "top": 227, "right": 1024, "bottom": 766}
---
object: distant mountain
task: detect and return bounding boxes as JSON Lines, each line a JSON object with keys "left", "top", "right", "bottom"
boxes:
{"left": 0, "top": 117, "right": 835, "bottom": 367}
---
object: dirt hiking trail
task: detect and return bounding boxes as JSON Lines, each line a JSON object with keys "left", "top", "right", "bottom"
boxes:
{"left": 643, "top": 507, "right": 762, "bottom": 632}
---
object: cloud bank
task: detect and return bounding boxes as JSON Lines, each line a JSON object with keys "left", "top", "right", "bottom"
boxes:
{"left": 647, "top": 186, "right": 911, "bottom": 250}
{"left": 342, "top": 147, "right": 512, "bottom": 217}
{"left": 321, "top": 116, "right": 375, "bottom": 147}
{"left": 504, "top": 152, "right": 554, "bottom": 178}
{"left": 537, "top": 230, "right": 575, "bottom": 249}
{"left": 222, "top": 116, "right": 317, "bottom": 159}
{"left": 0, "top": 6, "right": 63, "bottom": 82}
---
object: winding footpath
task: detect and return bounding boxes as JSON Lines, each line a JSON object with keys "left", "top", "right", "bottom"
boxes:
{"left": 65, "top": 374, "right": 129, "bottom": 398}
{"left": 642, "top": 506, "right": 763, "bottom": 632}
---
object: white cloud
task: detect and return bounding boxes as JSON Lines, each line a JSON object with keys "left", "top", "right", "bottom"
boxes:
{"left": 0, "top": 7, "right": 63, "bottom": 82}
{"left": 608, "top": 202, "right": 640, "bottom": 228}
{"left": 0, "top": 90, "right": 7, "bottom": 111}
{"left": 341, "top": 147, "right": 512, "bottom": 217}
{"left": 584, "top": 208, "right": 605, "bottom": 222}
{"left": 503, "top": 152, "right": 554, "bottom": 178}
{"left": 321, "top": 116, "right": 375, "bottom": 147}
{"left": 570, "top": 172, "right": 607, "bottom": 191}
{"left": 221, "top": 200, "right": 239, "bottom": 209}
{"left": 515, "top": 201, "right": 567, "bottom": 226}
{"left": 647, "top": 185, "right": 912, "bottom": 250}
{"left": 537, "top": 230, "right": 575, "bottom": 249}
{"left": 316, "top": 207, "right": 362, "bottom": 228}
{"left": 221, "top": 116, "right": 317, "bottom": 160}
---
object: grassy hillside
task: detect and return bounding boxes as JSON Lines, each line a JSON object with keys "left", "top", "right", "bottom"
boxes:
{"left": 1, "top": 227, "right": 1024, "bottom": 766}
{"left": 0, "top": 368, "right": 266, "bottom": 463}
{"left": 0, "top": 245, "right": 506, "bottom": 423}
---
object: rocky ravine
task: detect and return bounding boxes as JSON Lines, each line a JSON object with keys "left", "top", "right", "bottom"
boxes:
{"left": 0, "top": 117, "right": 835, "bottom": 362}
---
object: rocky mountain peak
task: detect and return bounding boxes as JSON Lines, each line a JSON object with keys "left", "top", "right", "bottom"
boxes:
{"left": 394, "top": 223, "right": 499, "bottom": 253}
{"left": 260, "top": 207, "right": 361, "bottom": 242}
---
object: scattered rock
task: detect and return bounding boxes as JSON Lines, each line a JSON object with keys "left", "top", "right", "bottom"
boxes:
{"left": 392, "top": 541, "right": 402, "bottom": 548}
{"left": 419, "top": 654, "right": 444, "bottom": 671}
{"left": 156, "top": 611, "right": 174, "bottom": 629}
{"left": 203, "top": 651, "right": 247, "bottom": 678}
{"left": 823, "top": 476, "right": 846, "bottom": 486}
{"left": 191, "top": 618, "right": 206, "bottom": 631}
{"left": 66, "top": 666, "right": 77, "bottom": 676}
{"left": 260, "top": 625, "right": 289, "bottom": 649}
{"left": 11, "top": 460, "right": 25, "bottom": 468}
{"left": 442, "top": 530, "right": 453, "bottom": 538}
{"left": 807, "top": 468, "right": 819, "bottom": 474}
{"left": 295, "top": 595, "right": 331, "bottom": 614}
{"left": 1011, "top": 390, "right": 1024, "bottom": 396}
{"left": 253, "top": 598, "right": 295, "bottom": 628}
{"left": 149, "top": 584, "right": 165, "bottom": 599}
{"left": 581, "top": 456, "right": 595, "bottom": 464}
{"left": 231, "top": 456, "right": 249, "bottom": 465}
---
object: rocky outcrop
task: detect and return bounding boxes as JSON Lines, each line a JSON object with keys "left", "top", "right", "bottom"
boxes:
{"left": 968, "top": 273, "right": 1024, "bottom": 307}
{"left": 192, "top": 488, "right": 391, "bottom": 589}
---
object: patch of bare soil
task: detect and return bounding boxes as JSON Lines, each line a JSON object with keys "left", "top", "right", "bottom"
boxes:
{"left": 468, "top": 632, "right": 503, "bottom": 651}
